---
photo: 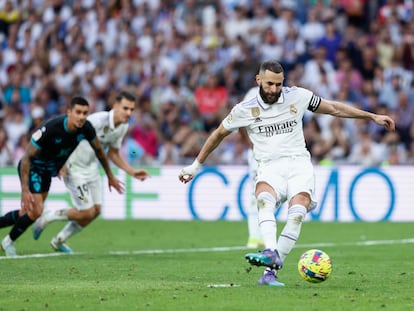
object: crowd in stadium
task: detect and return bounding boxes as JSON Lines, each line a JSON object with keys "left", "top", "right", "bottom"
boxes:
{"left": 0, "top": 0, "right": 413, "bottom": 167}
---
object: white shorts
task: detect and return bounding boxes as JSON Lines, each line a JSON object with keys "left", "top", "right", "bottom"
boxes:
{"left": 256, "top": 156, "right": 317, "bottom": 210}
{"left": 63, "top": 171, "right": 103, "bottom": 210}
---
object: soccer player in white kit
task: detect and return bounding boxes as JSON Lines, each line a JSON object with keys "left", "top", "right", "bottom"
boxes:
{"left": 179, "top": 60, "right": 395, "bottom": 286}
{"left": 33, "top": 91, "right": 150, "bottom": 252}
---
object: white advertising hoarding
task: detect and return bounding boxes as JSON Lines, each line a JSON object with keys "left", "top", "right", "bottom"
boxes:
{"left": 0, "top": 165, "right": 412, "bottom": 222}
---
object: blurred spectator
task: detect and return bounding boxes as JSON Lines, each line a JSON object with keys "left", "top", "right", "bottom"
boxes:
{"left": 215, "top": 131, "right": 248, "bottom": 165}
{"left": 358, "top": 44, "right": 378, "bottom": 81}
{"left": 3, "top": 69, "right": 31, "bottom": 113}
{"left": 322, "top": 117, "right": 351, "bottom": 163}
{"left": 223, "top": 5, "right": 250, "bottom": 42}
{"left": 315, "top": 19, "right": 342, "bottom": 64}
{"left": 258, "top": 27, "right": 283, "bottom": 62}
{"left": 397, "top": 30, "right": 414, "bottom": 71}
{"left": 0, "top": 125, "right": 13, "bottom": 167}
{"left": 247, "top": 3, "right": 273, "bottom": 47}
{"left": 335, "top": 57, "right": 363, "bottom": 92}
{"left": 72, "top": 48, "right": 96, "bottom": 78}
{"left": 394, "top": 91, "right": 414, "bottom": 149}
{"left": 281, "top": 25, "right": 306, "bottom": 74}
{"left": 158, "top": 133, "right": 181, "bottom": 165}
{"left": 3, "top": 105, "right": 27, "bottom": 148}
{"left": 301, "top": 46, "right": 336, "bottom": 93}
{"left": 28, "top": 105, "right": 45, "bottom": 135}
{"left": 0, "top": 0, "right": 19, "bottom": 39}
{"left": 338, "top": 0, "right": 366, "bottom": 29}
{"left": 377, "top": 0, "right": 411, "bottom": 25}
{"left": 376, "top": 28, "right": 395, "bottom": 69}
{"left": 378, "top": 73, "right": 403, "bottom": 110}
{"left": 271, "top": 1, "right": 301, "bottom": 42}
{"left": 12, "top": 132, "right": 29, "bottom": 167}
{"left": 348, "top": 125, "right": 385, "bottom": 167}
{"left": 194, "top": 72, "right": 229, "bottom": 132}
{"left": 303, "top": 116, "right": 329, "bottom": 164}
{"left": 130, "top": 112, "right": 158, "bottom": 165}
{"left": 300, "top": 7, "right": 325, "bottom": 48}
{"left": 382, "top": 131, "right": 407, "bottom": 165}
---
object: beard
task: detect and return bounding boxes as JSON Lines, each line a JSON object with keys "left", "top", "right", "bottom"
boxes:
{"left": 259, "top": 85, "right": 281, "bottom": 104}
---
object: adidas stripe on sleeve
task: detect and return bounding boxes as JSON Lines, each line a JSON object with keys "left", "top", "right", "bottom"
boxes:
{"left": 307, "top": 94, "right": 321, "bottom": 112}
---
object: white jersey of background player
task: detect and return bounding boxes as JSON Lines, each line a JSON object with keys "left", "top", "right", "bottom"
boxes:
{"left": 241, "top": 86, "right": 263, "bottom": 249}
{"left": 33, "top": 91, "right": 149, "bottom": 252}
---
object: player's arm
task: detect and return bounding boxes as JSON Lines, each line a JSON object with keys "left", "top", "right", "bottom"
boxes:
{"left": 238, "top": 127, "right": 253, "bottom": 149}
{"left": 197, "top": 123, "right": 232, "bottom": 163}
{"left": 89, "top": 139, "right": 125, "bottom": 193}
{"left": 107, "top": 147, "right": 149, "bottom": 181}
{"left": 315, "top": 98, "right": 395, "bottom": 131}
{"left": 19, "top": 143, "right": 39, "bottom": 211}
{"left": 179, "top": 123, "right": 232, "bottom": 183}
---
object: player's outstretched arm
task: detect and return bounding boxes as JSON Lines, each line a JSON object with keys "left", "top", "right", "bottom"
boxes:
{"left": 90, "top": 139, "right": 125, "bottom": 194}
{"left": 107, "top": 147, "right": 150, "bottom": 181}
{"left": 315, "top": 99, "right": 395, "bottom": 131}
{"left": 179, "top": 124, "right": 232, "bottom": 183}
{"left": 19, "top": 143, "right": 39, "bottom": 212}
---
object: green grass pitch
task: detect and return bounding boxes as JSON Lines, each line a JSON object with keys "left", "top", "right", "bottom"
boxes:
{"left": 0, "top": 220, "right": 413, "bottom": 311}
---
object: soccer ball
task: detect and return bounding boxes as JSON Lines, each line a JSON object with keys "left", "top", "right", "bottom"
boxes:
{"left": 298, "top": 249, "right": 332, "bottom": 283}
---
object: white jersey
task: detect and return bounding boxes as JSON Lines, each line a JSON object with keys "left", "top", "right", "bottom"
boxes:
{"left": 66, "top": 110, "right": 128, "bottom": 179}
{"left": 223, "top": 86, "right": 321, "bottom": 162}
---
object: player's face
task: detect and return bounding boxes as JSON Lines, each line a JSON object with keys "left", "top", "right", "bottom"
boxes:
{"left": 67, "top": 104, "right": 89, "bottom": 130}
{"left": 114, "top": 98, "right": 135, "bottom": 125}
{"left": 256, "top": 70, "right": 284, "bottom": 104}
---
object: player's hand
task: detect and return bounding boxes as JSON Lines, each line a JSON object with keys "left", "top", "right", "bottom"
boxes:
{"left": 108, "top": 176, "right": 125, "bottom": 194}
{"left": 374, "top": 115, "right": 395, "bottom": 131}
{"left": 21, "top": 189, "right": 34, "bottom": 213}
{"left": 132, "top": 169, "right": 150, "bottom": 181}
{"left": 57, "top": 166, "right": 67, "bottom": 180}
{"left": 178, "top": 160, "right": 201, "bottom": 184}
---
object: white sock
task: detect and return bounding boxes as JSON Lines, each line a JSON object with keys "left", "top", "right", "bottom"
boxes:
{"left": 44, "top": 209, "right": 69, "bottom": 224}
{"left": 247, "top": 195, "right": 261, "bottom": 240}
{"left": 278, "top": 204, "right": 307, "bottom": 263}
{"left": 56, "top": 221, "right": 83, "bottom": 242}
{"left": 257, "top": 192, "right": 277, "bottom": 250}
{"left": 2, "top": 234, "right": 13, "bottom": 245}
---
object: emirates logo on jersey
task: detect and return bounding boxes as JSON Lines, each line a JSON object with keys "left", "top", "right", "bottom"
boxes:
{"left": 290, "top": 105, "right": 297, "bottom": 115}
{"left": 258, "top": 119, "right": 298, "bottom": 137}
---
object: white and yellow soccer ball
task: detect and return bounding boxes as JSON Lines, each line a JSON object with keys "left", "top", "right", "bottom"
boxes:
{"left": 298, "top": 249, "right": 332, "bottom": 283}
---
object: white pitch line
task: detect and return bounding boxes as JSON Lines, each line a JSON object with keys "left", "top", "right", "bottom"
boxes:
{"left": 110, "top": 238, "right": 414, "bottom": 255}
{"left": 1, "top": 238, "right": 413, "bottom": 260}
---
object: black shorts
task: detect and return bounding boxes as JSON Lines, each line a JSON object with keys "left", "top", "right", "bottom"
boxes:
{"left": 18, "top": 161, "right": 52, "bottom": 194}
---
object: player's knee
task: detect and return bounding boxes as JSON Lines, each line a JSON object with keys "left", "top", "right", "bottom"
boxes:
{"left": 82, "top": 207, "right": 98, "bottom": 221}
{"left": 256, "top": 192, "right": 276, "bottom": 210}
{"left": 290, "top": 192, "right": 311, "bottom": 208}
{"left": 93, "top": 205, "right": 101, "bottom": 218}
{"left": 30, "top": 209, "right": 43, "bottom": 219}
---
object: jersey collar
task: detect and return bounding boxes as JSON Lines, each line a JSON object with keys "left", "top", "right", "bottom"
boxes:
{"left": 257, "top": 93, "right": 284, "bottom": 110}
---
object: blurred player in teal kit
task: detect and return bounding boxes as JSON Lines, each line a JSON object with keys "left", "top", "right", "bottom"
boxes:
{"left": 0, "top": 96, "right": 123, "bottom": 257}
{"left": 32, "top": 91, "right": 149, "bottom": 253}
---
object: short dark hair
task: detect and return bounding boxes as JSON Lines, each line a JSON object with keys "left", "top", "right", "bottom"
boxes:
{"left": 69, "top": 96, "right": 89, "bottom": 109}
{"left": 259, "top": 60, "right": 284, "bottom": 74}
{"left": 116, "top": 91, "right": 136, "bottom": 103}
